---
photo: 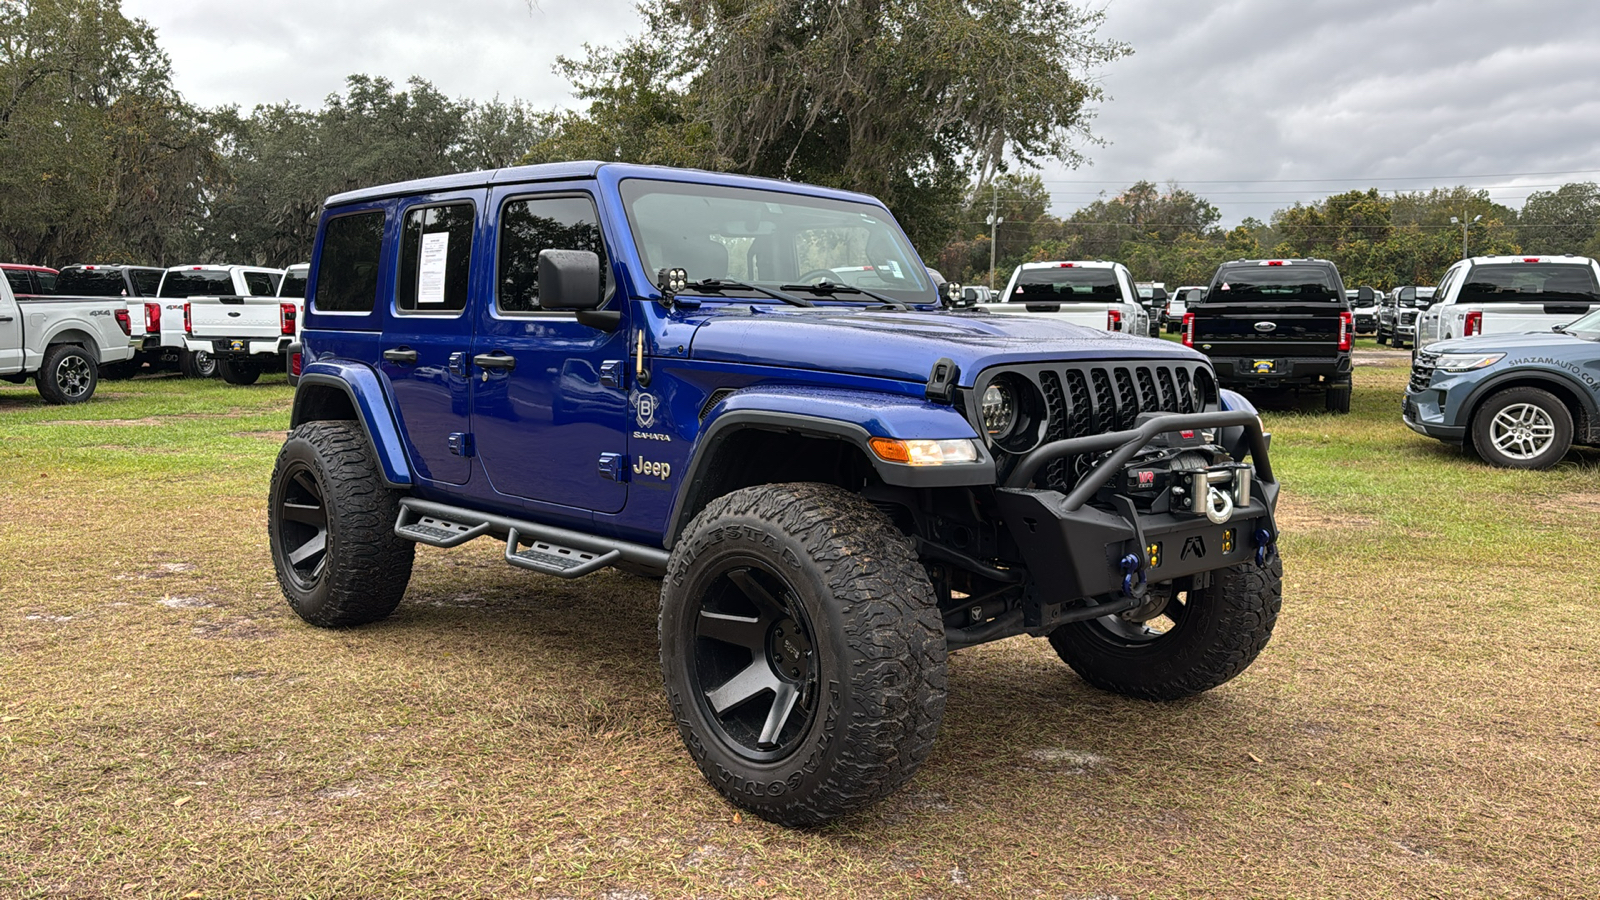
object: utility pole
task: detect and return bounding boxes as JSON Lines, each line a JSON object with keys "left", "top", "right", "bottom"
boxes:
{"left": 985, "top": 182, "right": 1004, "bottom": 289}
{"left": 1450, "top": 214, "right": 1482, "bottom": 259}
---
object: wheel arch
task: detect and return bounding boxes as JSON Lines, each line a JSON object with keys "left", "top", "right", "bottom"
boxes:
{"left": 290, "top": 362, "right": 413, "bottom": 487}
{"left": 45, "top": 331, "right": 100, "bottom": 362}
{"left": 1462, "top": 372, "right": 1595, "bottom": 447}
{"left": 665, "top": 399, "right": 994, "bottom": 548}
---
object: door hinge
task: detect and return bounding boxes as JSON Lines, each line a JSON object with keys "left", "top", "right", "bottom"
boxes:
{"left": 599, "top": 359, "right": 625, "bottom": 389}
{"left": 598, "top": 452, "right": 627, "bottom": 482}
{"left": 448, "top": 433, "right": 475, "bottom": 457}
{"left": 447, "top": 351, "right": 468, "bottom": 378}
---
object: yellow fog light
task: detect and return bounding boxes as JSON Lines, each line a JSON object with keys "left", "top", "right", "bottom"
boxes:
{"left": 1147, "top": 542, "right": 1161, "bottom": 567}
{"left": 1222, "top": 529, "right": 1235, "bottom": 553}
{"left": 868, "top": 438, "right": 980, "bottom": 466}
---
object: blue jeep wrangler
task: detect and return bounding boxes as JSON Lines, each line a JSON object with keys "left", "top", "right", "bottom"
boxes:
{"left": 269, "top": 162, "right": 1283, "bottom": 826}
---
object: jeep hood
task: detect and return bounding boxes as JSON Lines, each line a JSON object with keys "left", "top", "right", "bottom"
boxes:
{"left": 680, "top": 306, "right": 1205, "bottom": 384}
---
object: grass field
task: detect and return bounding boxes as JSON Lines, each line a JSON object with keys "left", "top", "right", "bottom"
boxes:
{"left": 2, "top": 349, "right": 1598, "bottom": 899}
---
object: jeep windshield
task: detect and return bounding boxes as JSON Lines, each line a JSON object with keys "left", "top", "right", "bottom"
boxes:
{"left": 56, "top": 268, "right": 128, "bottom": 297}
{"left": 1458, "top": 262, "right": 1600, "bottom": 304}
{"left": 1008, "top": 267, "right": 1120, "bottom": 302}
{"left": 619, "top": 179, "right": 935, "bottom": 305}
{"left": 159, "top": 270, "right": 234, "bottom": 298}
{"left": 1204, "top": 267, "right": 1340, "bottom": 302}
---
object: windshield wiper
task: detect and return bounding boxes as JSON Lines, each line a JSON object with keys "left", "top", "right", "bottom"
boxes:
{"left": 778, "top": 280, "right": 910, "bottom": 310}
{"left": 685, "top": 278, "right": 813, "bottom": 308}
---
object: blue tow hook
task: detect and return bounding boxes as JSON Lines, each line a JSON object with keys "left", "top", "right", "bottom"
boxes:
{"left": 1254, "top": 528, "right": 1277, "bottom": 566}
{"left": 1120, "top": 553, "right": 1146, "bottom": 596}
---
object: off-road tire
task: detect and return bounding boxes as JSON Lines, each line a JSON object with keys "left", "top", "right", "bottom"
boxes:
{"left": 1469, "top": 386, "right": 1574, "bottom": 470}
{"left": 1049, "top": 556, "right": 1282, "bottom": 701}
{"left": 36, "top": 343, "right": 98, "bottom": 404}
{"left": 1324, "top": 375, "right": 1352, "bottom": 414}
{"left": 181, "top": 349, "right": 217, "bottom": 378}
{"left": 268, "top": 420, "right": 414, "bottom": 627}
{"left": 660, "top": 482, "right": 947, "bottom": 827}
{"left": 218, "top": 356, "right": 262, "bottom": 385}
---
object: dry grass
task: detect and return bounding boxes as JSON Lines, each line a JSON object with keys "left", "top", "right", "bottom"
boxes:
{"left": 2, "top": 359, "right": 1598, "bottom": 899}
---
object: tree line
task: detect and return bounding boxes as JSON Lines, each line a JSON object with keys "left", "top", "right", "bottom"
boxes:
{"left": 6, "top": 0, "right": 1599, "bottom": 293}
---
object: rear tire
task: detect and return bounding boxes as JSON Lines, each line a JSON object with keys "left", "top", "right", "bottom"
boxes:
{"left": 660, "top": 483, "right": 947, "bottom": 827}
{"left": 1324, "top": 375, "right": 1352, "bottom": 414}
{"left": 1049, "top": 557, "right": 1282, "bottom": 701}
{"left": 218, "top": 357, "right": 262, "bottom": 385}
{"left": 1469, "top": 386, "right": 1573, "bottom": 470}
{"left": 181, "top": 349, "right": 217, "bottom": 378}
{"left": 269, "top": 421, "right": 414, "bottom": 627}
{"left": 36, "top": 344, "right": 98, "bottom": 404}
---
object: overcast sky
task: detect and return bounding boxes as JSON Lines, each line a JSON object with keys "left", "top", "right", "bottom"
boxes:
{"left": 122, "top": 0, "right": 1600, "bottom": 226}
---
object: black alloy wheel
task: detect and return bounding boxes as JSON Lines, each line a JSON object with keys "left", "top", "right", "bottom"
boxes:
{"left": 690, "top": 561, "right": 820, "bottom": 759}
{"left": 274, "top": 459, "right": 330, "bottom": 591}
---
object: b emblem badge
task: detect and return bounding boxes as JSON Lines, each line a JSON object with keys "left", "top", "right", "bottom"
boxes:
{"left": 636, "top": 392, "right": 657, "bottom": 428}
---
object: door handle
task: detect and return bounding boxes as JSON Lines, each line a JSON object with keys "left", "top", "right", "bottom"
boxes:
{"left": 472, "top": 352, "right": 516, "bottom": 372}
{"left": 0, "top": 315, "right": 13, "bottom": 322}
{"left": 383, "top": 347, "right": 418, "bottom": 364}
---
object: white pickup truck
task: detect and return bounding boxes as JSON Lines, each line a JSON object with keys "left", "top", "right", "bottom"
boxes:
{"left": 1415, "top": 255, "right": 1600, "bottom": 350}
{"left": 183, "top": 263, "right": 303, "bottom": 385}
{"left": 985, "top": 260, "right": 1151, "bottom": 336}
{"left": 155, "top": 264, "right": 284, "bottom": 379}
{"left": 0, "top": 272, "right": 136, "bottom": 403}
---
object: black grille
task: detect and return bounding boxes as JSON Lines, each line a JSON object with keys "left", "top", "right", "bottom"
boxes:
{"left": 982, "top": 361, "right": 1218, "bottom": 492}
{"left": 1409, "top": 350, "right": 1438, "bottom": 393}
{"left": 1400, "top": 310, "right": 1417, "bottom": 325}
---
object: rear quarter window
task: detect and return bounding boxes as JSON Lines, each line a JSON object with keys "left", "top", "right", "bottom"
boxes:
{"left": 313, "top": 211, "right": 386, "bottom": 314}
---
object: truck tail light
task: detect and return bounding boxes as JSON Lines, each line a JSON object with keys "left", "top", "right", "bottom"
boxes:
{"left": 289, "top": 351, "right": 303, "bottom": 377}
{"left": 114, "top": 308, "right": 131, "bottom": 336}
{"left": 280, "top": 302, "right": 297, "bottom": 335}
{"left": 1182, "top": 312, "right": 1196, "bottom": 347}
{"left": 183, "top": 302, "right": 192, "bottom": 335}
{"left": 1107, "top": 309, "right": 1122, "bottom": 331}
{"left": 1464, "top": 310, "right": 1483, "bottom": 336}
{"left": 1338, "top": 310, "right": 1353, "bottom": 351}
{"left": 145, "top": 302, "right": 160, "bottom": 334}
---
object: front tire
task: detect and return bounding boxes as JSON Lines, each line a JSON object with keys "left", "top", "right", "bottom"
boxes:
{"left": 1470, "top": 387, "right": 1573, "bottom": 469}
{"left": 269, "top": 421, "right": 414, "bottom": 627}
{"left": 36, "top": 344, "right": 98, "bottom": 404}
{"left": 660, "top": 483, "right": 947, "bottom": 827}
{"left": 218, "top": 356, "right": 262, "bottom": 385}
{"left": 1048, "top": 557, "right": 1282, "bottom": 701}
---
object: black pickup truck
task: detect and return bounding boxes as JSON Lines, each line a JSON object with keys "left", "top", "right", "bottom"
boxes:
{"left": 1181, "top": 258, "right": 1363, "bottom": 413}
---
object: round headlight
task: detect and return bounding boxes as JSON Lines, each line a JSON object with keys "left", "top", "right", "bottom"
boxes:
{"left": 982, "top": 383, "right": 1017, "bottom": 438}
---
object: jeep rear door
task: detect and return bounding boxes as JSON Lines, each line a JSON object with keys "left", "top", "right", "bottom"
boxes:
{"left": 380, "top": 193, "right": 481, "bottom": 486}
{"left": 468, "top": 185, "right": 629, "bottom": 514}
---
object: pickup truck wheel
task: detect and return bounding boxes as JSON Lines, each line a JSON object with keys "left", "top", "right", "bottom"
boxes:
{"left": 1323, "top": 376, "right": 1352, "bottom": 414}
{"left": 1470, "top": 387, "right": 1573, "bottom": 469}
{"left": 36, "top": 344, "right": 98, "bottom": 404}
{"left": 268, "top": 421, "right": 414, "bottom": 627}
{"left": 660, "top": 483, "right": 947, "bottom": 826}
{"left": 218, "top": 357, "right": 261, "bottom": 385}
{"left": 181, "top": 349, "right": 217, "bottom": 378}
{"left": 1048, "top": 556, "right": 1282, "bottom": 701}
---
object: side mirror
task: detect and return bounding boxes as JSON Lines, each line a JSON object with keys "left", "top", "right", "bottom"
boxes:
{"left": 1397, "top": 286, "right": 1416, "bottom": 304}
{"left": 1151, "top": 287, "right": 1168, "bottom": 303}
{"left": 538, "top": 249, "right": 616, "bottom": 330}
{"left": 1357, "top": 286, "right": 1375, "bottom": 303}
{"left": 1185, "top": 288, "right": 1204, "bottom": 304}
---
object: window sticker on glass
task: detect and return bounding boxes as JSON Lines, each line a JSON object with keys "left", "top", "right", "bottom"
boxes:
{"left": 418, "top": 232, "right": 450, "bottom": 304}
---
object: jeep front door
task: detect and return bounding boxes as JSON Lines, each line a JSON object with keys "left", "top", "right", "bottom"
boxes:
{"left": 470, "top": 188, "right": 629, "bottom": 514}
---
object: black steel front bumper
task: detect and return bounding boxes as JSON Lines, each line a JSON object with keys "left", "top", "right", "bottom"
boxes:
{"left": 994, "top": 410, "right": 1278, "bottom": 628}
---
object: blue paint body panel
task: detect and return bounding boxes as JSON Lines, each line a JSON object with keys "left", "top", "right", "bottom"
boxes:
{"left": 294, "top": 161, "right": 1235, "bottom": 550}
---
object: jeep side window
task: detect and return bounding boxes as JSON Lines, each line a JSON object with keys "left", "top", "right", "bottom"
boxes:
{"left": 497, "top": 195, "right": 608, "bottom": 313}
{"left": 313, "top": 210, "right": 385, "bottom": 313}
{"left": 243, "top": 271, "right": 275, "bottom": 296}
{"left": 397, "top": 202, "right": 475, "bottom": 314}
